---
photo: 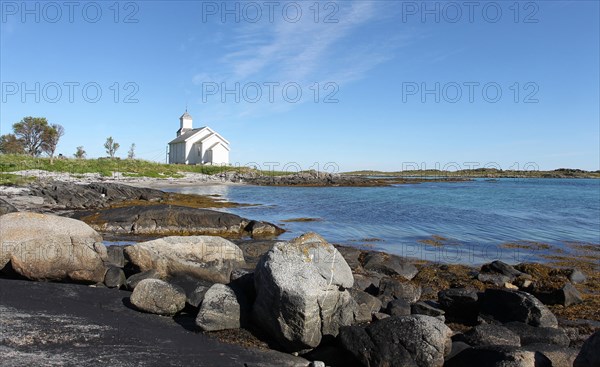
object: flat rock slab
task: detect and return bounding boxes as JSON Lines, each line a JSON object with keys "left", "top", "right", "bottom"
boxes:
{"left": 0, "top": 278, "right": 309, "bottom": 367}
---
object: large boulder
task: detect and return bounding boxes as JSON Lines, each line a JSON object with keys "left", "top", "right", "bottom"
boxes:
{"left": 445, "top": 345, "right": 552, "bottom": 367}
{"left": 533, "top": 282, "right": 583, "bottom": 307}
{"left": 574, "top": 330, "right": 600, "bottom": 367}
{"left": 252, "top": 233, "right": 355, "bottom": 352}
{"left": 73, "top": 204, "right": 284, "bottom": 237}
{"left": 479, "top": 289, "right": 558, "bottom": 328}
{"left": 196, "top": 283, "right": 246, "bottom": 331}
{"left": 459, "top": 324, "right": 521, "bottom": 347}
{"left": 481, "top": 260, "right": 524, "bottom": 281}
{"left": 0, "top": 212, "right": 107, "bottom": 283}
{"left": 504, "top": 322, "right": 570, "bottom": 347}
{"left": 339, "top": 315, "right": 452, "bottom": 367}
{"left": 350, "top": 289, "right": 382, "bottom": 323}
{"left": 523, "top": 344, "right": 579, "bottom": 367}
{"left": 362, "top": 251, "right": 418, "bottom": 280}
{"left": 378, "top": 277, "right": 421, "bottom": 303}
{"left": 437, "top": 288, "right": 479, "bottom": 324}
{"left": 124, "top": 236, "right": 245, "bottom": 284}
{"left": 130, "top": 278, "right": 186, "bottom": 316}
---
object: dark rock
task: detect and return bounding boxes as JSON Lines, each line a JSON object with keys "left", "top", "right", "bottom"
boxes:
{"left": 477, "top": 272, "right": 512, "bottom": 286}
{"left": 445, "top": 341, "right": 471, "bottom": 361}
{"left": 301, "top": 345, "right": 363, "bottom": 367}
{"left": 125, "top": 269, "right": 161, "bottom": 290}
{"left": 479, "top": 289, "right": 558, "bottom": 328}
{"left": 411, "top": 301, "right": 445, "bottom": 318}
{"left": 350, "top": 289, "right": 383, "bottom": 323}
{"left": 459, "top": 324, "right": 521, "bottom": 347}
{"left": 338, "top": 326, "right": 384, "bottom": 367}
{"left": 353, "top": 273, "right": 382, "bottom": 294}
{"left": 445, "top": 345, "right": 552, "bottom": 367}
{"left": 574, "top": 330, "right": 600, "bottom": 367}
{"left": 437, "top": 288, "right": 479, "bottom": 324}
{"left": 367, "top": 315, "right": 452, "bottom": 367}
{"left": 534, "top": 282, "right": 583, "bottom": 307}
{"left": 229, "top": 269, "right": 255, "bottom": 302}
{"left": 0, "top": 198, "right": 18, "bottom": 215}
{"left": 522, "top": 344, "right": 579, "bottom": 367}
{"left": 334, "top": 245, "right": 362, "bottom": 271}
{"left": 481, "top": 260, "right": 523, "bottom": 281}
{"left": 244, "top": 220, "right": 284, "bottom": 238}
{"left": 72, "top": 204, "right": 284, "bottom": 237}
{"left": 378, "top": 277, "right": 421, "bottom": 303}
{"left": 234, "top": 239, "right": 278, "bottom": 268}
{"left": 386, "top": 298, "right": 411, "bottom": 317}
{"left": 504, "top": 322, "right": 570, "bottom": 347}
{"left": 103, "top": 266, "right": 126, "bottom": 288}
{"left": 372, "top": 312, "right": 390, "bottom": 321}
{"left": 106, "top": 245, "right": 126, "bottom": 268}
{"left": 187, "top": 284, "right": 210, "bottom": 308}
{"left": 362, "top": 252, "right": 418, "bottom": 280}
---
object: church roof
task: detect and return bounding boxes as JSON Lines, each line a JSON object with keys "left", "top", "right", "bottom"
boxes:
{"left": 168, "top": 126, "right": 231, "bottom": 146}
{"left": 180, "top": 111, "right": 192, "bottom": 120}
{"left": 169, "top": 127, "right": 203, "bottom": 144}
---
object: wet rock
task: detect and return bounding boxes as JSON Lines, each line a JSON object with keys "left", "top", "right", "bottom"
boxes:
{"left": 386, "top": 298, "right": 412, "bottom": 317}
{"left": 252, "top": 233, "right": 355, "bottom": 352}
{"left": 458, "top": 324, "right": 521, "bottom": 347}
{"left": 480, "top": 289, "right": 558, "bottom": 328}
{"left": 445, "top": 345, "right": 552, "bottom": 367}
{"left": 351, "top": 289, "right": 382, "bottom": 323}
{"left": 574, "top": 330, "right": 600, "bottom": 367}
{"left": 367, "top": 315, "right": 452, "bottom": 367}
{"left": 533, "top": 282, "right": 583, "bottom": 307}
{"left": 103, "top": 265, "right": 126, "bottom": 288}
{"left": 124, "top": 236, "right": 245, "bottom": 284}
{"left": 0, "top": 212, "right": 107, "bottom": 283}
{"left": 378, "top": 277, "right": 421, "bottom": 303}
{"left": 481, "top": 260, "right": 524, "bottom": 281}
{"left": 437, "top": 288, "right": 479, "bottom": 324}
{"left": 362, "top": 251, "right": 418, "bottom": 280}
{"left": 522, "top": 344, "right": 579, "bottom": 367}
{"left": 0, "top": 198, "right": 18, "bottom": 215}
{"left": 244, "top": 220, "right": 283, "bottom": 238}
{"left": 125, "top": 269, "right": 161, "bottom": 290}
{"left": 504, "top": 322, "right": 570, "bottom": 347}
{"left": 130, "top": 279, "right": 186, "bottom": 316}
{"left": 73, "top": 204, "right": 284, "bottom": 238}
{"left": 196, "top": 283, "right": 247, "bottom": 331}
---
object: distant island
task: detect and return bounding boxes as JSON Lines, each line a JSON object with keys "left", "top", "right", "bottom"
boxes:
{"left": 345, "top": 168, "right": 600, "bottom": 179}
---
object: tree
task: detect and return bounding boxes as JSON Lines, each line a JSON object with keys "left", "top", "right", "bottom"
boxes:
{"left": 104, "top": 136, "right": 120, "bottom": 158}
{"left": 13, "top": 117, "right": 51, "bottom": 156}
{"left": 74, "top": 146, "right": 86, "bottom": 159}
{"left": 41, "top": 124, "right": 65, "bottom": 164}
{"left": 127, "top": 143, "right": 136, "bottom": 159}
{"left": 0, "top": 134, "right": 25, "bottom": 154}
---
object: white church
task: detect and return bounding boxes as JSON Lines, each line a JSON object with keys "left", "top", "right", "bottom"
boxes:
{"left": 167, "top": 110, "right": 230, "bottom": 165}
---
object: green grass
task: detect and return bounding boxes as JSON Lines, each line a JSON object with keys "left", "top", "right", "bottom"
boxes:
{"left": 0, "top": 154, "right": 295, "bottom": 180}
{"left": 0, "top": 173, "right": 36, "bottom": 186}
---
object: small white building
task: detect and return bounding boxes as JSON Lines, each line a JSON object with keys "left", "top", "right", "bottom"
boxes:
{"left": 168, "top": 111, "right": 230, "bottom": 165}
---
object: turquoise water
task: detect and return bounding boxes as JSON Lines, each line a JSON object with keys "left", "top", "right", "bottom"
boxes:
{"left": 163, "top": 178, "right": 600, "bottom": 264}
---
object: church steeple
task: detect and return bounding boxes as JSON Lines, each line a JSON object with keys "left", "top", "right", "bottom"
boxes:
{"left": 177, "top": 109, "right": 193, "bottom": 136}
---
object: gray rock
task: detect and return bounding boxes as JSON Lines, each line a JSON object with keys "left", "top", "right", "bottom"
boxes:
{"left": 106, "top": 246, "right": 126, "bottom": 268}
{"left": 504, "top": 322, "right": 570, "bottom": 347}
{"left": 362, "top": 251, "right": 418, "bottom": 280}
{"left": 334, "top": 245, "right": 362, "bottom": 271}
{"left": 0, "top": 198, "right": 18, "bottom": 215}
{"left": 350, "top": 289, "right": 382, "bottom": 323}
{"left": 445, "top": 345, "right": 552, "bottom": 367}
{"left": 187, "top": 284, "right": 210, "bottom": 308}
{"left": 534, "top": 282, "right": 583, "bottom": 307}
{"left": 125, "top": 269, "right": 161, "bottom": 290}
{"left": 411, "top": 301, "right": 445, "bottom": 318}
{"left": 378, "top": 277, "right": 421, "bottom": 303}
{"left": 438, "top": 288, "right": 479, "bottom": 324}
{"left": 367, "top": 315, "right": 452, "bottom": 367}
{"left": 460, "top": 324, "right": 521, "bottom": 347}
{"left": 386, "top": 298, "right": 412, "bottom": 317}
{"left": 445, "top": 341, "right": 471, "bottom": 361}
{"left": 480, "top": 289, "right": 558, "bottom": 328}
{"left": 522, "top": 344, "right": 579, "bottom": 367}
{"left": 372, "top": 312, "right": 390, "bottom": 321}
{"left": 196, "top": 283, "right": 244, "bottom": 331}
{"left": 477, "top": 272, "right": 512, "bottom": 286}
{"left": 103, "top": 266, "right": 126, "bottom": 288}
{"left": 130, "top": 279, "right": 186, "bottom": 316}
{"left": 567, "top": 269, "right": 587, "bottom": 284}
{"left": 252, "top": 233, "right": 356, "bottom": 352}
{"left": 574, "top": 330, "right": 600, "bottom": 367}
{"left": 124, "top": 236, "right": 245, "bottom": 284}
{"left": 0, "top": 212, "right": 107, "bottom": 283}
{"left": 352, "top": 273, "right": 382, "bottom": 293}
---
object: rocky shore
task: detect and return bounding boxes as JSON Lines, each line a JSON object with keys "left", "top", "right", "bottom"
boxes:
{"left": 1, "top": 180, "right": 599, "bottom": 367}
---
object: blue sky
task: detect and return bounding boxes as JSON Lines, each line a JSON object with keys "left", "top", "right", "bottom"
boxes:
{"left": 1, "top": 0, "right": 598, "bottom": 172}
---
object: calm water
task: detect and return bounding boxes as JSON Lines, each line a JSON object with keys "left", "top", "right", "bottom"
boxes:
{"left": 162, "top": 179, "right": 600, "bottom": 264}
